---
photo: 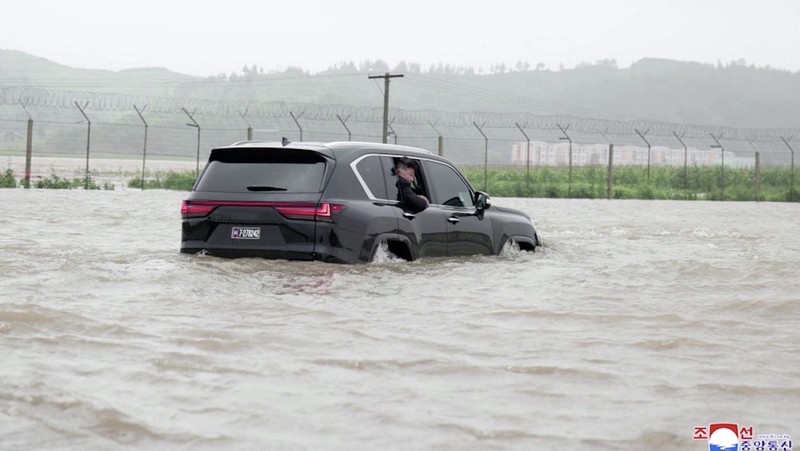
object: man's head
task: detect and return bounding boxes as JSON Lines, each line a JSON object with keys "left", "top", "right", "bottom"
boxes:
{"left": 395, "top": 157, "right": 417, "bottom": 183}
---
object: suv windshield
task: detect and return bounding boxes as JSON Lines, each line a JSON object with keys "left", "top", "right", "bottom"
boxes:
{"left": 195, "top": 148, "right": 327, "bottom": 193}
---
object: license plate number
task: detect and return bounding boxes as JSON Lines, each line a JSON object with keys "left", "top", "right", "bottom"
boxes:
{"left": 231, "top": 227, "right": 261, "bottom": 240}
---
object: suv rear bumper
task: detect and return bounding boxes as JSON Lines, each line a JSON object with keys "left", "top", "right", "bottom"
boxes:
{"left": 180, "top": 241, "right": 316, "bottom": 261}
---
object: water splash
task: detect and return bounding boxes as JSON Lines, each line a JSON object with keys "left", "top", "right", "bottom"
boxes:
{"left": 369, "top": 240, "right": 406, "bottom": 264}
{"left": 499, "top": 238, "right": 523, "bottom": 258}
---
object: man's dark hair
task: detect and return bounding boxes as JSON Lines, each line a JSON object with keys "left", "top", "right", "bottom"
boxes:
{"left": 396, "top": 156, "right": 417, "bottom": 169}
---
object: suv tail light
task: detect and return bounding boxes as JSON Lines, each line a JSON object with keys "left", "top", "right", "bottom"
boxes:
{"left": 181, "top": 200, "right": 343, "bottom": 220}
{"left": 181, "top": 200, "right": 217, "bottom": 217}
{"left": 274, "top": 203, "right": 344, "bottom": 220}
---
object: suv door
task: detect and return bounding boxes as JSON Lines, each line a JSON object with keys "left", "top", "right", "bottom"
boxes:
{"left": 384, "top": 156, "right": 447, "bottom": 258}
{"left": 422, "top": 161, "right": 494, "bottom": 256}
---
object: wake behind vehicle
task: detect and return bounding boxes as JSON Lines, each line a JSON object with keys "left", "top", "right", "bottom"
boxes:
{"left": 181, "top": 140, "right": 541, "bottom": 263}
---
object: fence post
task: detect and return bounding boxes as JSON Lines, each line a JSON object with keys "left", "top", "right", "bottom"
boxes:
{"left": 20, "top": 102, "right": 34, "bottom": 188}
{"left": 182, "top": 107, "right": 201, "bottom": 175}
{"left": 746, "top": 137, "right": 760, "bottom": 201}
{"left": 755, "top": 151, "right": 761, "bottom": 201}
{"left": 24, "top": 118, "right": 33, "bottom": 188}
{"left": 635, "top": 129, "right": 651, "bottom": 183}
{"left": 674, "top": 132, "right": 688, "bottom": 200}
{"left": 515, "top": 122, "right": 531, "bottom": 190}
{"left": 557, "top": 124, "right": 572, "bottom": 197}
{"left": 238, "top": 105, "right": 253, "bottom": 140}
{"left": 607, "top": 144, "right": 614, "bottom": 199}
{"left": 428, "top": 121, "right": 444, "bottom": 156}
{"left": 290, "top": 111, "right": 304, "bottom": 141}
{"left": 336, "top": 114, "right": 352, "bottom": 141}
{"left": 134, "top": 104, "right": 148, "bottom": 190}
{"left": 387, "top": 122, "right": 398, "bottom": 144}
{"left": 710, "top": 133, "right": 725, "bottom": 200}
{"left": 473, "top": 122, "right": 488, "bottom": 191}
{"left": 18, "top": 102, "right": 35, "bottom": 188}
{"left": 780, "top": 136, "right": 795, "bottom": 201}
{"left": 74, "top": 101, "right": 91, "bottom": 189}
{"left": 600, "top": 130, "right": 613, "bottom": 200}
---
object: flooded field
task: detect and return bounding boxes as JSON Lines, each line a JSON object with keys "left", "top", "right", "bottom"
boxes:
{"left": 1, "top": 189, "right": 798, "bottom": 450}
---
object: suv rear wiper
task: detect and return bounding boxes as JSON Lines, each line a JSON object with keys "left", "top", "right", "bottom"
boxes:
{"left": 247, "top": 186, "right": 288, "bottom": 191}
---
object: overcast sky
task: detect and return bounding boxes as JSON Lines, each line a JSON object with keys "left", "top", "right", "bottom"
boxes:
{"left": 2, "top": 0, "right": 799, "bottom": 76}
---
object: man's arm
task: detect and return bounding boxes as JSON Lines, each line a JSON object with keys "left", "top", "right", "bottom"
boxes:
{"left": 397, "top": 177, "right": 429, "bottom": 213}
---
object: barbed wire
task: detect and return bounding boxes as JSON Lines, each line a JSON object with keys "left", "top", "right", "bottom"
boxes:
{"left": 1, "top": 86, "right": 797, "bottom": 142}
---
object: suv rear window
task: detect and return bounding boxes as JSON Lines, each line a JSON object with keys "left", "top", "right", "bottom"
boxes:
{"left": 195, "top": 148, "right": 327, "bottom": 193}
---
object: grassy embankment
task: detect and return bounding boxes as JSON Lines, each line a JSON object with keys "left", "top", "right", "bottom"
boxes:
{"left": 461, "top": 165, "right": 799, "bottom": 202}
{"left": 2, "top": 165, "right": 798, "bottom": 202}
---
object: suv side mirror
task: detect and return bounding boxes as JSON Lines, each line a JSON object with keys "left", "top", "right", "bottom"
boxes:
{"left": 475, "top": 191, "right": 491, "bottom": 211}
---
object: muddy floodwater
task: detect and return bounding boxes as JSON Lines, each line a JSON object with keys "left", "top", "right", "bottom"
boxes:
{"left": 1, "top": 189, "right": 798, "bottom": 450}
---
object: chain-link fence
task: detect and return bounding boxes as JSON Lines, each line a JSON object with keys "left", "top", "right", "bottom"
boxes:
{"left": 0, "top": 87, "right": 797, "bottom": 199}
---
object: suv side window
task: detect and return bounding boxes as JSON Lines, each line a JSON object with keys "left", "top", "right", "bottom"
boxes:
{"left": 355, "top": 155, "right": 387, "bottom": 199}
{"left": 425, "top": 162, "right": 475, "bottom": 208}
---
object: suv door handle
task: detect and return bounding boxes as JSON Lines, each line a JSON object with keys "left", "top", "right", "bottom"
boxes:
{"left": 402, "top": 212, "right": 416, "bottom": 219}
{"left": 447, "top": 216, "right": 461, "bottom": 224}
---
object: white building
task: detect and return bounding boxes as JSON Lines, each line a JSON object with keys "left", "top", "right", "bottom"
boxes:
{"left": 511, "top": 141, "right": 744, "bottom": 167}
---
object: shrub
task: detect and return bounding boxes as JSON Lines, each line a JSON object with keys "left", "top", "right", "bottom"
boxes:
{"left": 35, "top": 172, "right": 74, "bottom": 189}
{"left": 128, "top": 170, "right": 197, "bottom": 191}
{"left": 0, "top": 168, "right": 17, "bottom": 188}
{"left": 32, "top": 172, "right": 113, "bottom": 190}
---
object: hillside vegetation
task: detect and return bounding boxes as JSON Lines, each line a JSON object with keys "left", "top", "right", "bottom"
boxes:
{"left": 2, "top": 50, "right": 799, "bottom": 129}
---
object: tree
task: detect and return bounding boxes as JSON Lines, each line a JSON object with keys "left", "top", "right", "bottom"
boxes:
{"left": 596, "top": 59, "right": 618, "bottom": 69}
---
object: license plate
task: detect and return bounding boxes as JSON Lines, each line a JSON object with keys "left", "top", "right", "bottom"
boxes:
{"left": 231, "top": 227, "right": 261, "bottom": 240}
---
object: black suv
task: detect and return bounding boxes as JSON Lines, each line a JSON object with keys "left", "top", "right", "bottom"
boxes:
{"left": 181, "top": 141, "right": 541, "bottom": 263}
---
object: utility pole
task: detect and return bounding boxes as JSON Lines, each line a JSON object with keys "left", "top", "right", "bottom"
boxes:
{"left": 368, "top": 72, "right": 404, "bottom": 143}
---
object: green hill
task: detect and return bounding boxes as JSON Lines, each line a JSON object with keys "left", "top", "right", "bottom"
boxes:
{"left": 2, "top": 49, "right": 799, "bottom": 129}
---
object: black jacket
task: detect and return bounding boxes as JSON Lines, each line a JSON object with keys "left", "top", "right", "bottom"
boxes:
{"left": 396, "top": 177, "right": 428, "bottom": 213}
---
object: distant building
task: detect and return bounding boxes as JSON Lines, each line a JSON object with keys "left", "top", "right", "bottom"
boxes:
{"left": 511, "top": 141, "right": 744, "bottom": 167}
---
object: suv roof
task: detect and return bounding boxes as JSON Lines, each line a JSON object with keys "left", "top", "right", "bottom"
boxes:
{"left": 219, "top": 140, "right": 434, "bottom": 158}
